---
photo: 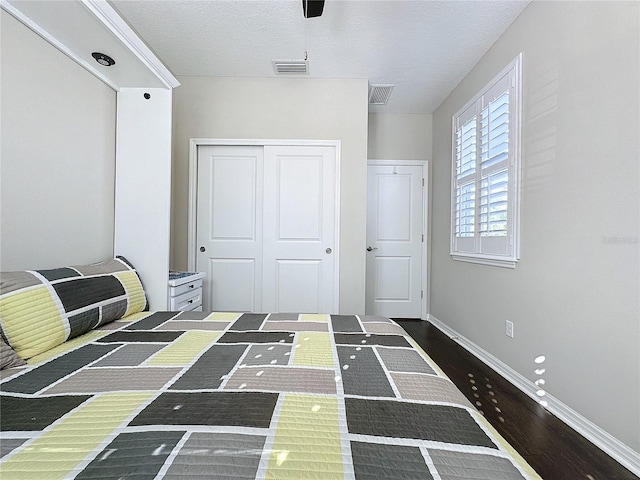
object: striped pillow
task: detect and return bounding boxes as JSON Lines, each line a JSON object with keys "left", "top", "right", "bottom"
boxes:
{"left": 0, "top": 339, "right": 26, "bottom": 369}
{"left": 0, "top": 257, "right": 146, "bottom": 359}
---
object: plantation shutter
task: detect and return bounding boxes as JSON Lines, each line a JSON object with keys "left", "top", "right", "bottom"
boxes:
{"left": 452, "top": 102, "right": 478, "bottom": 253}
{"left": 479, "top": 74, "right": 511, "bottom": 256}
{"left": 450, "top": 55, "right": 521, "bottom": 267}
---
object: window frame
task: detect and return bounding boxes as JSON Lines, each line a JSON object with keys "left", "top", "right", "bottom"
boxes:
{"left": 450, "top": 54, "right": 522, "bottom": 269}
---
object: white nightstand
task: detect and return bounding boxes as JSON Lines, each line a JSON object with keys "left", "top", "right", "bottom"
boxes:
{"left": 168, "top": 272, "right": 206, "bottom": 311}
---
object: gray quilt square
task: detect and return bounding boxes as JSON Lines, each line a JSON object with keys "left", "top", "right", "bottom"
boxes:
{"left": 231, "top": 313, "right": 268, "bottom": 331}
{"left": 77, "top": 431, "right": 185, "bottom": 479}
{"left": 0, "top": 438, "right": 27, "bottom": 459}
{"left": 429, "top": 449, "right": 526, "bottom": 480}
{"left": 351, "top": 441, "right": 433, "bottom": 480}
{"left": 175, "top": 311, "right": 212, "bottom": 320}
{"left": 165, "top": 432, "right": 265, "bottom": 479}
{"left": 130, "top": 392, "right": 278, "bottom": 428}
{"left": 0, "top": 271, "right": 41, "bottom": 295}
{"left": 267, "top": 313, "right": 300, "bottom": 321}
{"left": 358, "top": 315, "right": 393, "bottom": 323}
{"left": 346, "top": 398, "right": 495, "bottom": 448}
{"left": 337, "top": 346, "right": 395, "bottom": 397}
{"left": 242, "top": 344, "right": 292, "bottom": 366}
{"left": 331, "top": 315, "right": 363, "bottom": 332}
{"left": 92, "top": 344, "right": 165, "bottom": 366}
{"left": 377, "top": 346, "right": 436, "bottom": 374}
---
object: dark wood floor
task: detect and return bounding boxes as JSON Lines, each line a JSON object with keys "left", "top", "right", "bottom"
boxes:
{"left": 394, "top": 319, "right": 639, "bottom": 480}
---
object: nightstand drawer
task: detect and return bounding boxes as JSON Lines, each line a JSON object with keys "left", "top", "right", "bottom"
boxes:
{"left": 170, "top": 289, "right": 202, "bottom": 311}
{"left": 171, "top": 279, "right": 202, "bottom": 297}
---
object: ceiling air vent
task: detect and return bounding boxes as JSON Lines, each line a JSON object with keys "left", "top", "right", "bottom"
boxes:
{"left": 273, "top": 60, "right": 309, "bottom": 75}
{"left": 368, "top": 84, "right": 395, "bottom": 105}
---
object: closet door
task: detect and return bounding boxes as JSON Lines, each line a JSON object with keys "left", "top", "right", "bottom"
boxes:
{"left": 195, "top": 143, "right": 338, "bottom": 314}
{"left": 262, "top": 145, "right": 337, "bottom": 313}
{"left": 196, "top": 145, "right": 263, "bottom": 312}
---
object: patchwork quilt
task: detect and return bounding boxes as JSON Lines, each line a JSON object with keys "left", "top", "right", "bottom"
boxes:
{"left": 0, "top": 312, "right": 541, "bottom": 479}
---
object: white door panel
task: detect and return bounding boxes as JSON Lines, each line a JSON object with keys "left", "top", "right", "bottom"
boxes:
{"left": 274, "top": 259, "right": 322, "bottom": 313}
{"left": 375, "top": 256, "right": 412, "bottom": 300}
{"left": 366, "top": 164, "right": 424, "bottom": 318}
{"left": 377, "top": 175, "right": 412, "bottom": 241}
{"left": 207, "top": 258, "right": 256, "bottom": 312}
{"left": 209, "top": 157, "right": 257, "bottom": 240}
{"left": 262, "top": 145, "right": 336, "bottom": 313}
{"left": 196, "top": 146, "right": 263, "bottom": 311}
{"left": 276, "top": 155, "right": 323, "bottom": 240}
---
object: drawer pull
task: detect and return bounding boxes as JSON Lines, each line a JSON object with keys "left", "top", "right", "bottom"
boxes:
{"left": 189, "top": 284, "right": 194, "bottom": 289}
{"left": 188, "top": 299, "right": 194, "bottom": 304}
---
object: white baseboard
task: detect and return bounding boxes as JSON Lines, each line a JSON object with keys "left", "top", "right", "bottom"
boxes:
{"left": 427, "top": 314, "right": 640, "bottom": 477}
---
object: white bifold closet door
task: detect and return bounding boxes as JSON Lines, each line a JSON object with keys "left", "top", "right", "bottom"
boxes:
{"left": 196, "top": 144, "right": 337, "bottom": 314}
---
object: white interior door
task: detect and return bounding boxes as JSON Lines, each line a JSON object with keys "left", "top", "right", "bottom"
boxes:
{"left": 366, "top": 164, "right": 424, "bottom": 318}
{"left": 196, "top": 146, "right": 263, "bottom": 312}
{"left": 196, "top": 143, "right": 338, "bottom": 314}
{"left": 262, "top": 145, "right": 337, "bottom": 313}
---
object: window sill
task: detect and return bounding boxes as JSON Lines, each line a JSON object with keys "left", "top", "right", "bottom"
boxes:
{"left": 450, "top": 253, "right": 518, "bottom": 269}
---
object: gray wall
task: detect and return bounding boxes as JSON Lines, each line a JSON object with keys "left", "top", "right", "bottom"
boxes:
{"left": 431, "top": 1, "right": 639, "bottom": 450}
{"left": 171, "top": 76, "right": 369, "bottom": 314}
{"left": 0, "top": 11, "right": 116, "bottom": 271}
{"left": 368, "top": 113, "right": 432, "bottom": 160}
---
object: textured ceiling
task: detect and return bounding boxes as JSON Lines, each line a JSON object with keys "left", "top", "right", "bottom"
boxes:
{"left": 111, "top": 0, "right": 530, "bottom": 113}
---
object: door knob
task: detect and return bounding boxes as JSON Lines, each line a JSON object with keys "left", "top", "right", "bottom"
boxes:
{"left": 200, "top": 246, "right": 206, "bottom": 252}
{"left": 366, "top": 246, "right": 378, "bottom": 251}
{"left": 325, "top": 248, "right": 332, "bottom": 254}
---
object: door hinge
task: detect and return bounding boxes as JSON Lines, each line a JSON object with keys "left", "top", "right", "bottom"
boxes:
{"left": 422, "top": 178, "right": 425, "bottom": 187}
{"left": 422, "top": 234, "right": 424, "bottom": 242}
{"left": 421, "top": 290, "right": 424, "bottom": 299}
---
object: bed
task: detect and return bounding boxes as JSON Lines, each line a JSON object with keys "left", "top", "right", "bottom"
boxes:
{"left": 0, "top": 260, "right": 540, "bottom": 479}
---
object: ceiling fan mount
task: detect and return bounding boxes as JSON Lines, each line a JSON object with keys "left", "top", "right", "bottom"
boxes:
{"left": 303, "top": 0, "right": 325, "bottom": 18}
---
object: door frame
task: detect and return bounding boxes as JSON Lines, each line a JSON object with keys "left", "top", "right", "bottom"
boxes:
{"left": 188, "top": 138, "right": 342, "bottom": 311}
{"left": 366, "top": 159, "right": 430, "bottom": 319}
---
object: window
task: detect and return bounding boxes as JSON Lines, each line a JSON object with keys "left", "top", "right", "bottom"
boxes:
{"left": 451, "top": 54, "right": 522, "bottom": 268}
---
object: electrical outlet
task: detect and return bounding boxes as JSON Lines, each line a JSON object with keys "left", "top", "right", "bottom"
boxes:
{"left": 505, "top": 320, "right": 514, "bottom": 338}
